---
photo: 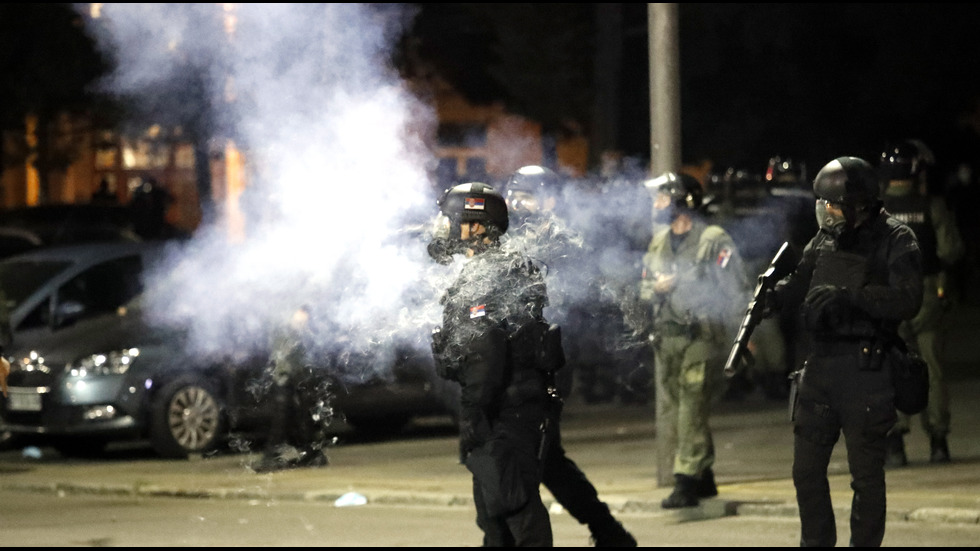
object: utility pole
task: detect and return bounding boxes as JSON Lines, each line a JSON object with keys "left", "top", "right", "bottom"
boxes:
{"left": 648, "top": 2, "right": 680, "bottom": 489}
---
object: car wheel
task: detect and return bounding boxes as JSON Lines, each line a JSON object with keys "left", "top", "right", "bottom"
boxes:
{"left": 345, "top": 414, "right": 411, "bottom": 437}
{"left": 150, "top": 376, "right": 225, "bottom": 458}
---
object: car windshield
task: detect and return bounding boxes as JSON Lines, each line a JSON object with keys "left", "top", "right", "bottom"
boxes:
{"left": 0, "top": 259, "right": 73, "bottom": 308}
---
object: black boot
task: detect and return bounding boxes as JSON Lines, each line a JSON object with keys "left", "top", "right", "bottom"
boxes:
{"left": 696, "top": 468, "right": 718, "bottom": 498}
{"left": 294, "top": 447, "right": 329, "bottom": 468}
{"left": 885, "top": 432, "right": 907, "bottom": 468}
{"left": 661, "top": 474, "right": 699, "bottom": 509}
{"left": 588, "top": 518, "right": 637, "bottom": 547}
{"left": 930, "top": 435, "right": 951, "bottom": 463}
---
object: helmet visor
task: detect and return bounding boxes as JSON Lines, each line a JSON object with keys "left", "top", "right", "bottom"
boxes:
{"left": 506, "top": 190, "right": 539, "bottom": 214}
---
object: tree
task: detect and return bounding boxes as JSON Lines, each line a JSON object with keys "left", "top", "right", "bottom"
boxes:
{"left": 0, "top": 3, "right": 112, "bottom": 202}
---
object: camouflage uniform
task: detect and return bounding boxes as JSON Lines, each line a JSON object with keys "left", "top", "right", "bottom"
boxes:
{"left": 640, "top": 219, "right": 748, "bottom": 493}
{"left": 884, "top": 183, "right": 965, "bottom": 464}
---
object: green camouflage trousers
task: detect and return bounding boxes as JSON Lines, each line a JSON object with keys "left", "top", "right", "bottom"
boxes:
{"left": 895, "top": 274, "right": 951, "bottom": 437}
{"left": 653, "top": 333, "right": 725, "bottom": 476}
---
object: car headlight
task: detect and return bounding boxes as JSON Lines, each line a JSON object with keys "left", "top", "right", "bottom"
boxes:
{"left": 11, "top": 350, "right": 51, "bottom": 374}
{"left": 67, "top": 348, "right": 141, "bottom": 377}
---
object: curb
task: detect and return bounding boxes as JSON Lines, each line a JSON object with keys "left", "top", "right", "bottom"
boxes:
{"left": 5, "top": 481, "right": 979, "bottom": 525}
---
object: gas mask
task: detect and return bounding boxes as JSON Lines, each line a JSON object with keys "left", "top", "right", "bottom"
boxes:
{"left": 815, "top": 199, "right": 846, "bottom": 237}
{"left": 426, "top": 213, "right": 457, "bottom": 265}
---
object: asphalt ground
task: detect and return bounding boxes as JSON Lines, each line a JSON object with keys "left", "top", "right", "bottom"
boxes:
{"left": 1, "top": 305, "right": 979, "bottom": 532}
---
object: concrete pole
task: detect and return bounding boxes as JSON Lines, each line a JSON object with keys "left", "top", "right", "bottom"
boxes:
{"left": 649, "top": 2, "right": 681, "bottom": 489}
{"left": 649, "top": 3, "right": 680, "bottom": 177}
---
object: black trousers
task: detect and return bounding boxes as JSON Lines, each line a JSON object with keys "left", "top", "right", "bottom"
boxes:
{"left": 541, "top": 420, "right": 616, "bottom": 528}
{"left": 265, "top": 369, "right": 323, "bottom": 454}
{"left": 792, "top": 348, "right": 896, "bottom": 547}
{"left": 468, "top": 412, "right": 552, "bottom": 547}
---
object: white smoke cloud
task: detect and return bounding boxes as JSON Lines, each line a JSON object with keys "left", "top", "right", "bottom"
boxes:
{"left": 81, "top": 3, "right": 448, "bottom": 381}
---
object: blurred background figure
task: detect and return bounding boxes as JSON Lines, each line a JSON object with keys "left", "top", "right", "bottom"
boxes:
{"left": 90, "top": 177, "right": 118, "bottom": 205}
{"left": 254, "top": 304, "right": 330, "bottom": 473}
{"left": 505, "top": 166, "right": 649, "bottom": 406}
{"left": 128, "top": 177, "right": 185, "bottom": 240}
{"left": 879, "top": 139, "right": 965, "bottom": 466}
{"left": 707, "top": 158, "right": 816, "bottom": 401}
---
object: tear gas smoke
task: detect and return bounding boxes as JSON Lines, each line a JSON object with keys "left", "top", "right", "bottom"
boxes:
{"left": 77, "top": 4, "right": 678, "bottom": 391}
{"left": 81, "top": 4, "right": 454, "bottom": 382}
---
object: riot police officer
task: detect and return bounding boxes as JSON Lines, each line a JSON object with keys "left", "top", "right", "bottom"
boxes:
{"left": 503, "top": 167, "right": 637, "bottom": 546}
{"left": 429, "top": 182, "right": 558, "bottom": 546}
{"left": 639, "top": 172, "right": 749, "bottom": 509}
{"left": 879, "top": 139, "right": 965, "bottom": 466}
{"left": 430, "top": 181, "right": 635, "bottom": 546}
{"left": 764, "top": 156, "right": 923, "bottom": 546}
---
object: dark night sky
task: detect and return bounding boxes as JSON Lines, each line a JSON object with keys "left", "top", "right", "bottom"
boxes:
{"left": 410, "top": 3, "right": 980, "bottom": 180}
{"left": 8, "top": 4, "right": 980, "bottom": 184}
{"left": 620, "top": 4, "right": 980, "bottom": 178}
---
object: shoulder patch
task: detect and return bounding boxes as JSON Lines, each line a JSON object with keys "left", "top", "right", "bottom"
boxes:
{"left": 469, "top": 304, "right": 486, "bottom": 318}
{"left": 716, "top": 248, "right": 732, "bottom": 268}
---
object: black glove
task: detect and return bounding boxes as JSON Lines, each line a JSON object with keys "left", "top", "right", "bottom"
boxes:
{"left": 761, "top": 288, "right": 781, "bottom": 319}
{"left": 458, "top": 412, "right": 491, "bottom": 463}
{"left": 803, "top": 285, "right": 853, "bottom": 329}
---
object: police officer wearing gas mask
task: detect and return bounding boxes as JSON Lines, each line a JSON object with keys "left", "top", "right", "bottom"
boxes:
{"left": 428, "top": 182, "right": 561, "bottom": 546}
{"left": 763, "top": 157, "right": 923, "bottom": 546}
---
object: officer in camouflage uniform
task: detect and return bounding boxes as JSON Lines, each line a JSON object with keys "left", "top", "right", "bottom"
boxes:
{"left": 639, "top": 172, "right": 749, "bottom": 509}
{"left": 879, "top": 139, "right": 965, "bottom": 466}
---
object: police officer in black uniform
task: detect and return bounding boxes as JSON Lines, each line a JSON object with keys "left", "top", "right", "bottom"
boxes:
{"left": 503, "top": 166, "right": 637, "bottom": 546}
{"left": 429, "top": 182, "right": 556, "bottom": 546}
{"left": 764, "top": 157, "right": 922, "bottom": 546}
{"left": 879, "top": 139, "right": 965, "bottom": 466}
{"left": 429, "top": 181, "right": 634, "bottom": 546}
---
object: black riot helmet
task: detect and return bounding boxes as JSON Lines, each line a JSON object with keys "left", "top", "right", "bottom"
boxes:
{"left": 428, "top": 182, "right": 508, "bottom": 263}
{"left": 879, "top": 139, "right": 935, "bottom": 182}
{"left": 504, "top": 165, "right": 562, "bottom": 222}
{"left": 644, "top": 171, "right": 704, "bottom": 224}
{"left": 812, "top": 156, "right": 881, "bottom": 237}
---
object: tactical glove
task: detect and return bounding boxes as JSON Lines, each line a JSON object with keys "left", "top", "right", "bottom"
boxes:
{"left": 803, "top": 284, "right": 853, "bottom": 329}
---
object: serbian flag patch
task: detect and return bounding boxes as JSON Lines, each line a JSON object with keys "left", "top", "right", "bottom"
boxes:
{"left": 716, "top": 248, "right": 732, "bottom": 268}
{"left": 470, "top": 304, "right": 487, "bottom": 318}
{"left": 464, "top": 197, "right": 486, "bottom": 210}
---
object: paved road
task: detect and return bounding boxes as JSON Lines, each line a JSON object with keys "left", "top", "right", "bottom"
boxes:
{"left": 1, "top": 304, "right": 979, "bottom": 546}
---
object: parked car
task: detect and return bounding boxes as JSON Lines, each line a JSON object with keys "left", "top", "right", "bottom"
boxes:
{"left": 0, "top": 242, "right": 451, "bottom": 458}
{"left": 0, "top": 203, "right": 143, "bottom": 261}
